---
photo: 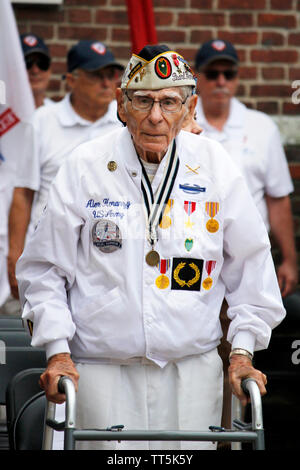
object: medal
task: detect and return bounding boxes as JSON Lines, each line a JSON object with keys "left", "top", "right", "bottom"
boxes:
{"left": 159, "top": 199, "right": 174, "bottom": 229}
{"left": 146, "top": 249, "right": 160, "bottom": 267}
{"left": 184, "top": 200, "right": 196, "bottom": 229}
{"left": 155, "top": 275, "right": 169, "bottom": 289}
{"left": 202, "top": 260, "right": 216, "bottom": 290}
{"left": 205, "top": 202, "right": 219, "bottom": 233}
{"left": 206, "top": 218, "right": 219, "bottom": 233}
{"left": 155, "top": 259, "right": 170, "bottom": 289}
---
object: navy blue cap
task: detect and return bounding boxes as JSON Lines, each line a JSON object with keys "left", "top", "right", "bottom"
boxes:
{"left": 67, "top": 40, "right": 124, "bottom": 73}
{"left": 195, "top": 39, "right": 239, "bottom": 70}
{"left": 20, "top": 33, "right": 50, "bottom": 58}
{"left": 137, "top": 44, "right": 170, "bottom": 61}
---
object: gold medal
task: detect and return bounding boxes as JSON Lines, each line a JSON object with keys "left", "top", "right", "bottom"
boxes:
{"left": 145, "top": 249, "right": 160, "bottom": 266}
{"left": 205, "top": 202, "right": 219, "bottom": 233}
{"left": 202, "top": 276, "right": 213, "bottom": 290}
{"left": 155, "top": 274, "right": 170, "bottom": 289}
{"left": 206, "top": 218, "right": 219, "bottom": 233}
{"left": 202, "top": 261, "right": 216, "bottom": 290}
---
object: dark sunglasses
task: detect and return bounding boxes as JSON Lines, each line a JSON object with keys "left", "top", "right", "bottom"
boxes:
{"left": 25, "top": 55, "right": 51, "bottom": 71}
{"left": 203, "top": 69, "right": 238, "bottom": 81}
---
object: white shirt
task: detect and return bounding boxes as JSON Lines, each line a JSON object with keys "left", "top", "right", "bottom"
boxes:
{"left": 0, "top": 107, "right": 34, "bottom": 306}
{"left": 43, "top": 97, "right": 55, "bottom": 107}
{"left": 195, "top": 97, "right": 294, "bottom": 230}
{"left": 15, "top": 93, "right": 121, "bottom": 233}
{"left": 16, "top": 127, "right": 285, "bottom": 367}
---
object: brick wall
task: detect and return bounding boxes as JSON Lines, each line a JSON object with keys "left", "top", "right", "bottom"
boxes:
{"left": 13, "top": 0, "right": 300, "bottom": 279}
{"left": 13, "top": 0, "right": 300, "bottom": 116}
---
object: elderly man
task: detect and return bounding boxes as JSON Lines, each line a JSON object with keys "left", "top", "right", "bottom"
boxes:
{"left": 16, "top": 45, "right": 285, "bottom": 450}
{"left": 8, "top": 40, "right": 123, "bottom": 301}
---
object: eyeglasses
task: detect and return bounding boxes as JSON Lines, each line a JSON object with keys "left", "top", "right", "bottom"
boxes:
{"left": 203, "top": 69, "right": 238, "bottom": 81}
{"left": 25, "top": 56, "right": 51, "bottom": 71}
{"left": 125, "top": 92, "right": 188, "bottom": 114}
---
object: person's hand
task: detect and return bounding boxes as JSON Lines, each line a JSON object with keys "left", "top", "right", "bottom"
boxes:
{"left": 182, "top": 116, "right": 202, "bottom": 135}
{"left": 228, "top": 354, "right": 267, "bottom": 407}
{"left": 7, "top": 251, "right": 20, "bottom": 299}
{"left": 39, "top": 353, "right": 80, "bottom": 404}
{"left": 277, "top": 259, "right": 298, "bottom": 298}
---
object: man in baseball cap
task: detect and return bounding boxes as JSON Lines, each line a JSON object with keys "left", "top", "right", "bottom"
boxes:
{"left": 20, "top": 33, "right": 52, "bottom": 108}
{"left": 67, "top": 39, "right": 124, "bottom": 74}
{"left": 16, "top": 44, "right": 284, "bottom": 450}
{"left": 195, "top": 39, "right": 239, "bottom": 70}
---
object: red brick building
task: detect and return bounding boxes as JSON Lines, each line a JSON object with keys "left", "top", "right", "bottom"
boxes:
{"left": 12, "top": 0, "right": 300, "bottom": 273}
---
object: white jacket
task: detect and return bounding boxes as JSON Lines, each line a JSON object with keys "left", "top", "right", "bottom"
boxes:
{"left": 196, "top": 97, "right": 293, "bottom": 230}
{"left": 16, "top": 127, "right": 285, "bottom": 367}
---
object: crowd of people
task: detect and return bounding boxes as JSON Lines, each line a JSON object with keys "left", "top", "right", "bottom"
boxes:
{"left": 0, "top": 34, "right": 296, "bottom": 450}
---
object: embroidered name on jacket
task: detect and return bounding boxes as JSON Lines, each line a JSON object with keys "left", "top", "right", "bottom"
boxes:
{"left": 171, "top": 257, "right": 203, "bottom": 291}
{"left": 86, "top": 198, "right": 131, "bottom": 220}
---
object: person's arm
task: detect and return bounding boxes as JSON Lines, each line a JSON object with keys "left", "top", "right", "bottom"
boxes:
{"left": 266, "top": 194, "right": 298, "bottom": 298}
{"left": 218, "top": 147, "right": 285, "bottom": 401}
{"left": 7, "top": 187, "right": 34, "bottom": 298}
{"left": 16, "top": 152, "right": 84, "bottom": 403}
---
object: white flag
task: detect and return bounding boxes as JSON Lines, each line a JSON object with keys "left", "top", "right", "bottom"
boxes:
{"left": 0, "top": 0, "right": 35, "bottom": 306}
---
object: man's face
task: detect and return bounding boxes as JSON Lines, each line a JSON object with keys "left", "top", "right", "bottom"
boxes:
{"left": 117, "top": 87, "right": 197, "bottom": 161}
{"left": 68, "top": 66, "right": 119, "bottom": 109}
{"left": 196, "top": 59, "right": 239, "bottom": 107}
{"left": 26, "top": 52, "right": 51, "bottom": 94}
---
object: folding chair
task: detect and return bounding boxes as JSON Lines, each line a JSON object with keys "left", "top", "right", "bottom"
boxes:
{"left": 0, "top": 315, "right": 23, "bottom": 330}
{"left": 0, "top": 329, "right": 46, "bottom": 449}
{"left": 6, "top": 368, "right": 45, "bottom": 449}
{"left": 12, "top": 391, "right": 46, "bottom": 451}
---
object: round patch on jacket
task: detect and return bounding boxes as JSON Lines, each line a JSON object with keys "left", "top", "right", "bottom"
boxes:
{"left": 92, "top": 220, "right": 122, "bottom": 253}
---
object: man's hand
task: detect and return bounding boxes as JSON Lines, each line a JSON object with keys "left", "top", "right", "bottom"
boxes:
{"left": 228, "top": 354, "right": 267, "bottom": 407}
{"left": 277, "top": 259, "right": 298, "bottom": 298}
{"left": 7, "top": 251, "right": 21, "bottom": 299}
{"left": 39, "top": 353, "right": 80, "bottom": 404}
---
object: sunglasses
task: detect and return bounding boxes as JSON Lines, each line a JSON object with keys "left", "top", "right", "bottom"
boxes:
{"left": 203, "top": 69, "right": 238, "bottom": 81}
{"left": 25, "top": 55, "right": 51, "bottom": 71}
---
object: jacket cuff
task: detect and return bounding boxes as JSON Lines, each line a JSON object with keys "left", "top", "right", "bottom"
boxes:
{"left": 231, "top": 330, "right": 256, "bottom": 355}
{"left": 45, "top": 339, "right": 70, "bottom": 361}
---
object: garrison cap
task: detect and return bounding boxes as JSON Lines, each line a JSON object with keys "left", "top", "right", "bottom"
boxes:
{"left": 121, "top": 44, "right": 196, "bottom": 90}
